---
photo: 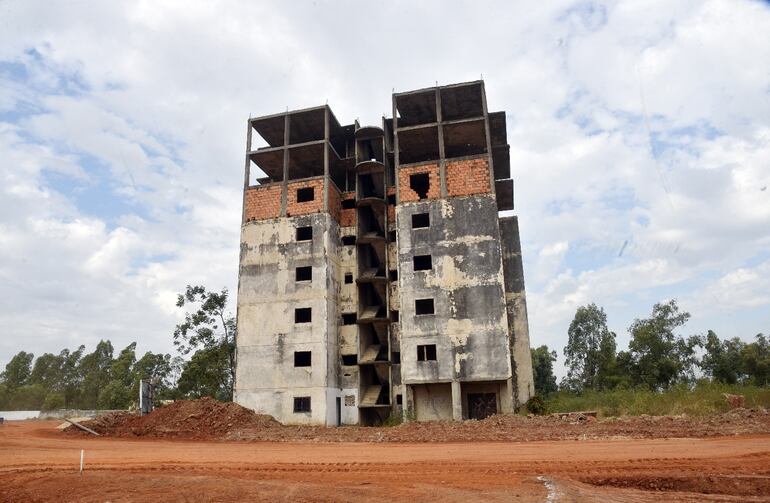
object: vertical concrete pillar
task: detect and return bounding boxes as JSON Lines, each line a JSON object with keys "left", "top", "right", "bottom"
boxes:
{"left": 451, "top": 381, "right": 462, "bottom": 421}
{"left": 404, "top": 384, "right": 415, "bottom": 420}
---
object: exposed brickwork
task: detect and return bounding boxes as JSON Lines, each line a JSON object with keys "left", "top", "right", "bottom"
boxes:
{"left": 340, "top": 191, "right": 356, "bottom": 228}
{"left": 287, "top": 179, "right": 324, "bottom": 217}
{"left": 398, "top": 163, "right": 440, "bottom": 203}
{"left": 328, "top": 182, "right": 342, "bottom": 224}
{"left": 446, "top": 157, "right": 491, "bottom": 197}
{"left": 387, "top": 187, "right": 396, "bottom": 222}
{"left": 243, "top": 184, "right": 281, "bottom": 222}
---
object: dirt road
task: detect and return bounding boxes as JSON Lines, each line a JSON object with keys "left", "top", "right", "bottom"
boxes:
{"left": 2, "top": 421, "right": 770, "bottom": 502}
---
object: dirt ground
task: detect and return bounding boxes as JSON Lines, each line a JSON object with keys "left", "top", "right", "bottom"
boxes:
{"left": 2, "top": 420, "right": 770, "bottom": 502}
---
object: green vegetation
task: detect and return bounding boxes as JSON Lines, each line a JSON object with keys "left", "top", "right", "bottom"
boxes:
{"left": 544, "top": 382, "right": 770, "bottom": 417}
{"left": 0, "top": 284, "right": 234, "bottom": 411}
{"left": 530, "top": 299, "right": 769, "bottom": 417}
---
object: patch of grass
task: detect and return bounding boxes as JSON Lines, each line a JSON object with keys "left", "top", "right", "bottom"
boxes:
{"left": 543, "top": 382, "right": 770, "bottom": 418}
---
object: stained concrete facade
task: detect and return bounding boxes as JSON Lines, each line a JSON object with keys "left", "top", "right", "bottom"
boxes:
{"left": 235, "top": 80, "right": 534, "bottom": 425}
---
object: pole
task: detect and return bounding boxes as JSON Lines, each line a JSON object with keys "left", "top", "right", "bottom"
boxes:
{"left": 80, "top": 449, "right": 84, "bottom": 475}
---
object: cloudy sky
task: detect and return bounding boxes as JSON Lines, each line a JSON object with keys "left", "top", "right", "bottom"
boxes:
{"left": 1, "top": 0, "right": 769, "bottom": 376}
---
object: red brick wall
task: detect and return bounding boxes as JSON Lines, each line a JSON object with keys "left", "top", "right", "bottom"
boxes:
{"left": 398, "top": 163, "right": 440, "bottom": 202}
{"left": 328, "top": 182, "right": 342, "bottom": 224}
{"left": 446, "top": 158, "right": 491, "bottom": 197}
{"left": 287, "top": 179, "right": 324, "bottom": 217}
{"left": 340, "top": 191, "right": 356, "bottom": 228}
{"left": 244, "top": 185, "right": 281, "bottom": 222}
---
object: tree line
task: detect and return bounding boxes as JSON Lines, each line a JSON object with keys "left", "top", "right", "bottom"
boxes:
{"left": 0, "top": 286, "right": 235, "bottom": 411}
{"left": 531, "top": 300, "right": 770, "bottom": 397}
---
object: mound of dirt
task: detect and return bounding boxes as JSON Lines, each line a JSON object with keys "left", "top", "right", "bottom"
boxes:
{"left": 66, "top": 398, "right": 770, "bottom": 443}
{"left": 66, "top": 397, "right": 279, "bottom": 440}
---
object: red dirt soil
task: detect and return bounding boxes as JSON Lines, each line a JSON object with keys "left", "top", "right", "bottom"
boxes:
{"left": 2, "top": 420, "right": 770, "bottom": 502}
{"left": 65, "top": 397, "right": 770, "bottom": 443}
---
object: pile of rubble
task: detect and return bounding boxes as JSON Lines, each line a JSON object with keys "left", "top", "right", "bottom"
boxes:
{"left": 66, "top": 398, "right": 770, "bottom": 443}
{"left": 66, "top": 397, "right": 279, "bottom": 439}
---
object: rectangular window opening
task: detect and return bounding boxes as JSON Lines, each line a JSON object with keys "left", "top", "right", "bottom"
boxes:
{"left": 409, "top": 173, "right": 430, "bottom": 199}
{"left": 341, "top": 354, "right": 358, "bottom": 366}
{"left": 296, "top": 187, "right": 315, "bottom": 203}
{"left": 295, "top": 266, "right": 312, "bottom": 282}
{"left": 389, "top": 269, "right": 398, "bottom": 281}
{"left": 388, "top": 230, "right": 397, "bottom": 242}
{"left": 341, "top": 198, "right": 356, "bottom": 209}
{"left": 411, "top": 213, "right": 430, "bottom": 229}
{"left": 342, "top": 312, "right": 357, "bottom": 325}
{"left": 392, "top": 351, "right": 401, "bottom": 364}
{"left": 390, "top": 310, "right": 399, "bottom": 322}
{"left": 293, "top": 396, "right": 311, "bottom": 413}
{"left": 413, "top": 255, "right": 432, "bottom": 271}
{"left": 396, "top": 394, "right": 403, "bottom": 405}
{"left": 415, "top": 298, "right": 434, "bottom": 315}
{"left": 295, "top": 307, "right": 312, "bottom": 323}
{"left": 296, "top": 226, "right": 313, "bottom": 241}
{"left": 417, "top": 344, "right": 437, "bottom": 361}
{"left": 341, "top": 235, "right": 356, "bottom": 246}
{"left": 344, "top": 272, "right": 353, "bottom": 284}
{"left": 387, "top": 194, "right": 396, "bottom": 205}
{"left": 294, "top": 351, "right": 312, "bottom": 367}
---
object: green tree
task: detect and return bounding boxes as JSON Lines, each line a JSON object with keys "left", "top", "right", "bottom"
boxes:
{"left": 741, "top": 333, "right": 770, "bottom": 386}
{"left": 77, "top": 340, "right": 114, "bottom": 409}
{"left": 176, "top": 343, "right": 233, "bottom": 401}
{"left": 700, "top": 331, "right": 745, "bottom": 384}
{"left": 174, "top": 285, "right": 236, "bottom": 400}
{"left": 563, "top": 304, "right": 617, "bottom": 392}
{"left": 627, "top": 300, "right": 700, "bottom": 390}
{"left": 531, "top": 345, "right": 558, "bottom": 396}
{"left": 1, "top": 351, "right": 34, "bottom": 392}
{"left": 133, "top": 351, "right": 174, "bottom": 400}
{"left": 98, "top": 343, "right": 137, "bottom": 409}
{"left": 58, "top": 346, "right": 85, "bottom": 408}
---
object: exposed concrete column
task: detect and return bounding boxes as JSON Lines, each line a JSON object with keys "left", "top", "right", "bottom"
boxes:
{"left": 280, "top": 114, "right": 290, "bottom": 217}
{"left": 404, "top": 384, "right": 414, "bottom": 420}
{"left": 436, "top": 88, "right": 447, "bottom": 198}
{"left": 451, "top": 380, "right": 462, "bottom": 421}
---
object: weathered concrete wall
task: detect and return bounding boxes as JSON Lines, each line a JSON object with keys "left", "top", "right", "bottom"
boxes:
{"left": 235, "top": 213, "right": 339, "bottom": 425}
{"left": 411, "top": 383, "right": 453, "bottom": 421}
{"left": 396, "top": 195, "right": 512, "bottom": 387}
{"left": 499, "top": 216, "right": 535, "bottom": 408}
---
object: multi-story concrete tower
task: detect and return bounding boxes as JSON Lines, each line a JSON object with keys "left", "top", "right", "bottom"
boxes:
{"left": 235, "top": 81, "right": 534, "bottom": 425}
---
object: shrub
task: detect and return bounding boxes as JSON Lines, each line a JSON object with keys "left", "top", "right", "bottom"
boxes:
{"left": 526, "top": 395, "right": 547, "bottom": 415}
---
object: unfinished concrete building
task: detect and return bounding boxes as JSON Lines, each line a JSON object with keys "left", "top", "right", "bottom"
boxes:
{"left": 235, "top": 80, "right": 534, "bottom": 426}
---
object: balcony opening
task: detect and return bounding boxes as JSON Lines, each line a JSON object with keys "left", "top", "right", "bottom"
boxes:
{"left": 409, "top": 173, "right": 430, "bottom": 200}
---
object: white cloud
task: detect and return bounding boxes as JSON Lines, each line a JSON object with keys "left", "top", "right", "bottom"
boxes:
{"left": 0, "top": 0, "right": 769, "bottom": 376}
